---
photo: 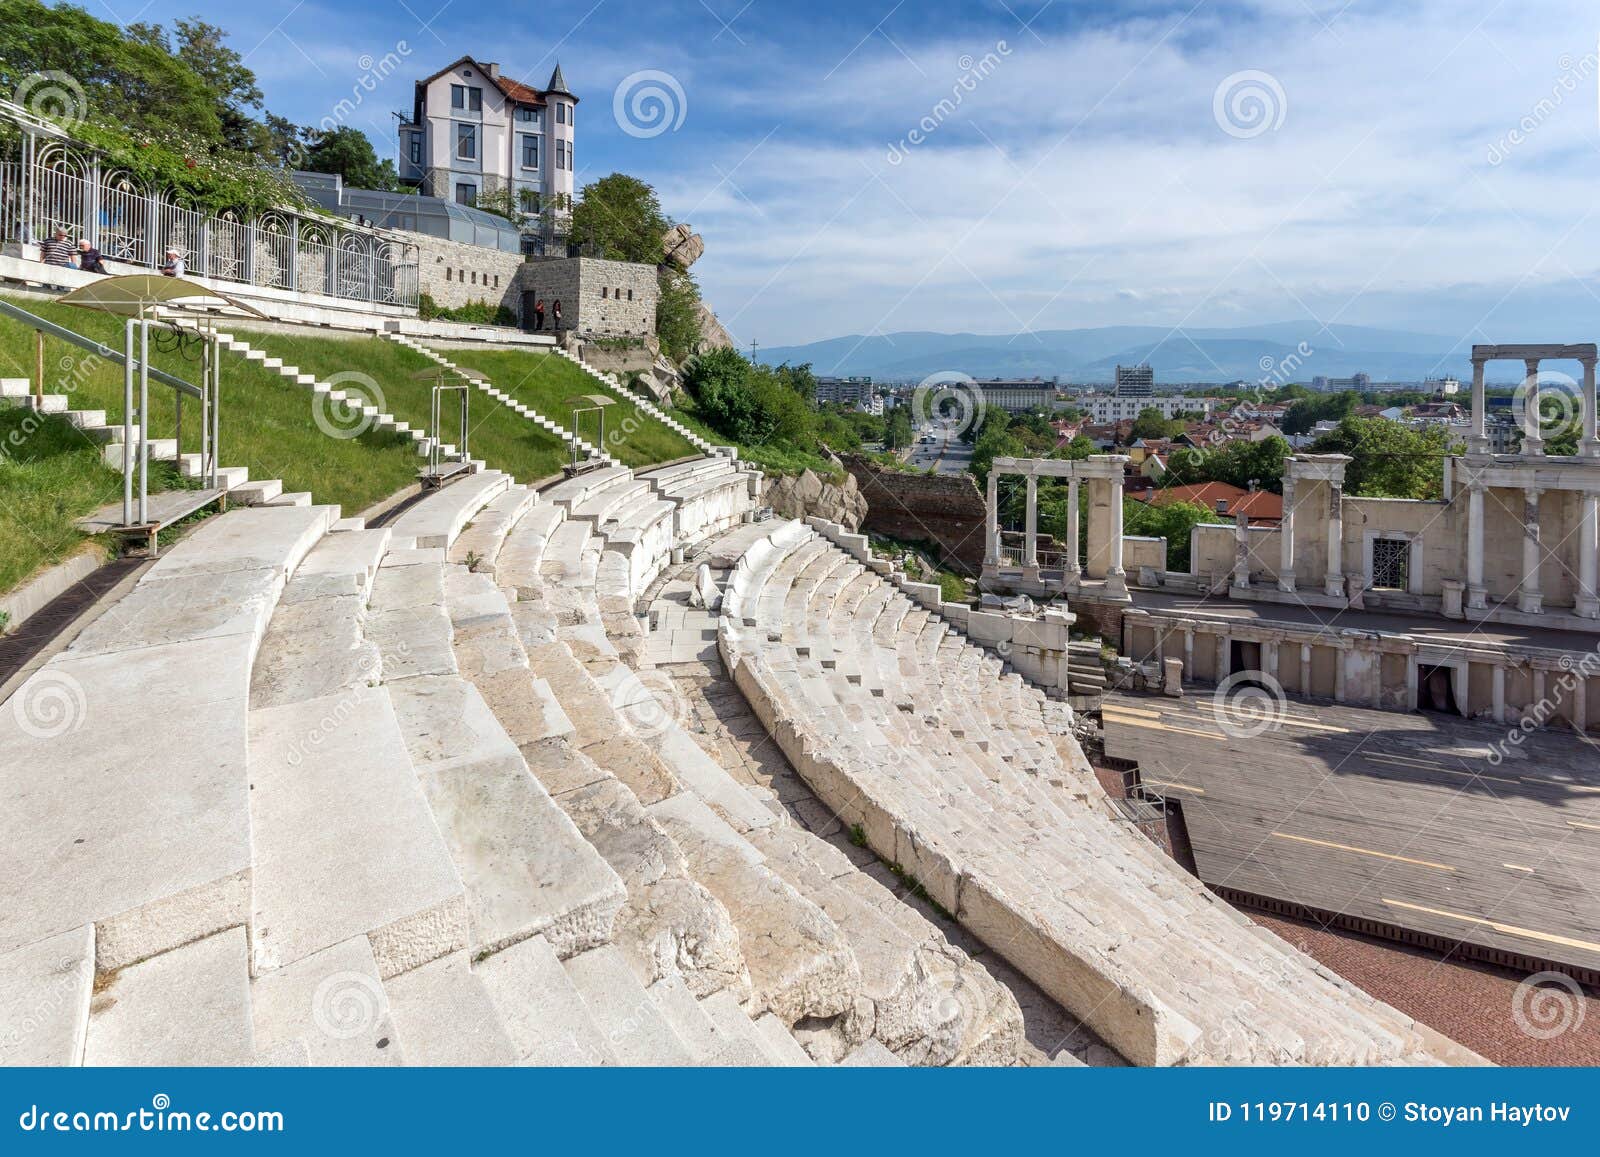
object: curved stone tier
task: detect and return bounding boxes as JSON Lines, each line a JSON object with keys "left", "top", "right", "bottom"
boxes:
{"left": 717, "top": 519, "right": 1479, "bottom": 1067}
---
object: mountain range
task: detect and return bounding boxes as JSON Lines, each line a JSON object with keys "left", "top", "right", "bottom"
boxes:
{"left": 755, "top": 322, "right": 1481, "bottom": 384}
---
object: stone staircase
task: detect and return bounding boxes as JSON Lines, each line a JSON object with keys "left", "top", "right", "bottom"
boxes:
{"left": 172, "top": 328, "right": 474, "bottom": 467}
{"left": 715, "top": 520, "right": 1484, "bottom": 1068}
{"left": 0, "top": 456, "right": 964, "bottom": 1066}
{"left": 0, "top": 376, "right": 292, "bottom": 508}
{"left": 380, "top": 333, "right": 615, "bottom": 467}
{"left": 546, "top": 345, "right": 726, "bottom": 458}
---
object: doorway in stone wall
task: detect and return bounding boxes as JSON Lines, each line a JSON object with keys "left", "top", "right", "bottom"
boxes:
{"left": 1417, "top": 663, "right": 1460, "bottom": 715}
{"left": 521, "top": 291, "right": 540, "bottom": 332}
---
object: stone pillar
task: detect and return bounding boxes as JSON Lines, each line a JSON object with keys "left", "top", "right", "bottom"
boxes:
{"left": 1323, "top": 478, "right": 1345, "bottom": 597}
{"left": 1575, "top": 673, "right": 1589, "bottom": 732}
{"left": 1469, "top": 357, "right": 1488, "bottom": 453}
{"left": 1065, "top": 477, "right": 1082, "bottom": 575}
{"left": 1580, "top": 492, "right": 1600, "bottom": 619}
{"left": 1492, "top": 664, "right": 1507, "bottom": 723}
{"left": 1518, "top": 486, "right": 1543, "bottom": 614}
{"left": 1333, "top": 649, "right": 1347, "bottom": 703}
{"left": 984, "top": 470, "right": 999, "bottom": 567}
{"left": 1023, "top": 473, "right": 1039, "bottom": 570}
{"left": 1521, "top": 357, "right": 1544, "bottom": 456}
{"left": 1583, "top": 358, "right": 1600, "bottom": 458}
{"left": 1299, "top": 643, "right": 1312, "bottom": 695}
{"left": 1215, "top": 634, "right": 1230, "bottom": 681}
{"left": 1232, "top": 508, "right": 1251, "bottom": 590}
{"left": 1183, "top": 629, "right": 1194, "bottom": 683}
{"left": 1405, "top": 656, "right": 1419, "bottom": 711}
{"left": 1105, "top": 473, "right": 1127, "bottom": 596}
{"left": 1263, "top": 641, "right": 1279, "bottom": 682}
{"left": 1277, "top": 473, "right": 1296, "bottom": 592}
{"left": 1465, "top": 483, "right": 1487, "bottom": 610}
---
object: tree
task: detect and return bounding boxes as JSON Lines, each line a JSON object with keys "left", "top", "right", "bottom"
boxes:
{"left": 1281, "top": 390, "right": 1356, "bottom": 435}
{"left": 171, "top": 18, "right": 265, "bottom": 150}
{"left": 2, "top": 0, "right": 221, "bottom": 141}
{"left": 656, "top": 267, "right": 703, "bottom": 363}
{"left": 569, "top": 173, "right": 670, "bottom": 264}
{"left": 1308, "top": 417, "right": 1451, "bottom": 499}
{"left": 682, "top": 348, "right": 810, "bottom": 449}
{"left": 1124, "top": 499, "right": 1215, "bottom": 572}
{"left": 883, "top": 407, "right": 914, "bottom": 450}
{"left": 1131, "top": 407, "right": 1180, "bottom": 441}
{"left": 302, "top": 126, "right": 397, "bottom": 191}
{"left": 1159, "top": 435, "right": 1292, "bottom": 492}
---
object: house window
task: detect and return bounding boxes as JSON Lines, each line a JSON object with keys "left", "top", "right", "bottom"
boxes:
{"left": 627, "top": 289, "right": 633, "bottom": 301}
{"left": 519, "top": 189, "right": 540, "bottom": 213}
{"left": 408, "top": 134, "right": 422, "bottom": 164}
{"left": 556, "top": 140, "right": 567, "bottom": 170}
{"left": 445, "top": 268, "right": 452, "bottom": 282}
{"left": 455, "top": 182, "right": 475, "bottom": 206}
{"left": 1370, "top": 537, "right": 1410, "bottom": 590}
{"left": 602, "top": 287, "right": 609, "bottom": 299}
{"left": 520, "top": 134, "right": 539, "bottom": 169}
{"left": 456, "top": 123, "right": 477, "bottom": 160}
{"left": 451, "top": 84, "right": 482, "bottom": 111}
{"left": 556, "top": 102, "right": 566, "bottom": 125}
{"left": 516, "top": 106, "right": 540, "bottom": 126}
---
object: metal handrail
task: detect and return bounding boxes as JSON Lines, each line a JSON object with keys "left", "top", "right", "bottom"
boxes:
{"left": 0, "top": 297, "right": 202, "bottom": 400}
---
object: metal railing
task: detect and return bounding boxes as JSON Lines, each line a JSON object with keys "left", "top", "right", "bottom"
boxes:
{"left": 0, "top": 104, "right": 420, "bottom": 308}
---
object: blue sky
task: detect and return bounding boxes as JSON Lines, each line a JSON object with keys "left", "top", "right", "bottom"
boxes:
{"left": 80, "top": 1, "right": 1600, "bottom": 349}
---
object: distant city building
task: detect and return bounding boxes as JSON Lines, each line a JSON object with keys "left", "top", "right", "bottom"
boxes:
{"left": 1311, "top": 372, "right": 1372, "bottom": 392}
{"left": 1077, "top": 392, "right": 1212, "bottom": 424}
{"left": 976, "top": 378, "right": 1058, "bottom": 413}
{"left": 815, "top": 376, "right": 877, "bottom": 409}
{"left": 1427, "top": 376, "right": 1462, "bottom": 396}
{"left": 1114, "top": 363, "right": 1155, "bottom": 397}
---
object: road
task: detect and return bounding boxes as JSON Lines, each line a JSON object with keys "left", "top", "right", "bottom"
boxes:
{"left": 1100, "top": 690, "right": 1600, "bottom": 975}
{"left": 904, "top": 418, "right": 973, "bottom": 476}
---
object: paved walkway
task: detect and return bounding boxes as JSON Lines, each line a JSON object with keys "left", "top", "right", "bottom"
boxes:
{"left": 1102, "top": 690, "right": 1600, "bottom": 975}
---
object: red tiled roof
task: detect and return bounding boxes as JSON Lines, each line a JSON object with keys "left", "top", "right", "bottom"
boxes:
{"left": 1144, "top": 482, "right": 1284, "bottom": 521}
{"left": 499, "top": 76, "right": 546, "bottom": 105}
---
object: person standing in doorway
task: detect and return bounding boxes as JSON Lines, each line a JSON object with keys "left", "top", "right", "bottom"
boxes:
{"left": 533, "top": 298, "right": 546, "bottom": 331}
{"left": 551, "top": 299, "right": 563, "bottom": 330}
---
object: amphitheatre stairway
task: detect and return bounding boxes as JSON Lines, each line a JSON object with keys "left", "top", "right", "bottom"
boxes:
{"left": 0, "top": 440, "right": 1481, "bottom": 1066}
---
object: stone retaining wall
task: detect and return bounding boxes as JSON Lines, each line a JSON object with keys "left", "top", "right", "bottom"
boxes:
{"left": 842, "top": 456, "right": 987, "bottom": 575}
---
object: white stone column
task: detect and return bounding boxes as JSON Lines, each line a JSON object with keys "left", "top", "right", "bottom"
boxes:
{"left": 1215, "top": 634, "right": 1230, "bottom": 680}
{"left": 1277, "top": 473, "right": 1296, "bottom": 592}
{"left": 1518, "top": 485, "right": 1543, "bottom": 614}
{"left": 1575, "top": 673, "right": 1589, "bottom": 732}
{"left": 1469, "top": 357, "right": 1488, "bottom": 453}
{"left": 1232, "top": 509, "right": 1251, "bottom": 590}
{"left": 1405, "top": 656, "right": 1419, "bottom": 711}
{"left": 1299, "top": 643, "right": 1312, "bottom": 695}
{"left": 1323, "top": 478, "right": 1345, "bottom": 597}
{"left": 1023, "top": 472, "right": 1039, "bottom": 570}
{"left": 1105, "top": 473, "right": 1127, "bottom": 596}
{"left": 1580, "top": 492, "right": 1600, "bottom": 619}
{"left": 1466, "top": 483, "right": 1487, "bottom": 610}
{"left": 1065, "top": 476, "right": 1082, "bottom": 575}
{"left": 1183, "top": 629, "right": 1194, "bottom": 683}
{"left": 1263, "top": 641, "right": 1279, "bottom": 682}
{"left": 984, "top": 469, "right": 999, "bottom": 567}
{"left": 1521, "top": 357, "right": 1544, "bottom": 456}
{"left": 1492, "top": 664, "right": 1507, "bottom": 723}
{"left": 1333, "top": 648, "right": 1347, "bottom": 702}
{"left": 1583, "top": 358, "right": 1599, "bottom": 457}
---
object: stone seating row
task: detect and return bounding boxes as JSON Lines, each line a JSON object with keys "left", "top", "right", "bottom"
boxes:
{"left": 717, "top": 520, "right": 1475, "bottom": 1067}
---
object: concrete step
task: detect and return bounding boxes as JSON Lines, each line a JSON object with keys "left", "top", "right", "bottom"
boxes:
{"left": 0, "top": 925, "right": 94, "bottom": 1065}
{"left": 563, "top": 944, "right": 696, "bottom": 1065}
{"left": 229, "top": 478, "right": 283, "bottom": 506}
{"left": 100, "top": 438, "right": 177, "bottom": 466}
{"left": 250, "top": 934, "right": 402, "bottom": 1065}
{"left": 384, "top": 950, "right": 518, "bottom": 1065}
{"left": 265, "top": 491, "right": 313, "bottom": 507}
{"left": 247, "top": 685, "right": 468, "bottom": 978}
{"left": 474, "top": 934, "right": 617, "bottom": 1064}
{"left": 84, "top": 928, "right": 256, "bottom": 1065}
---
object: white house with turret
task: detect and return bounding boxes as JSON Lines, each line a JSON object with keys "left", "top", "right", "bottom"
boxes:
{"left": 397, "top": 56, "right": 576, "bottom": 218}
